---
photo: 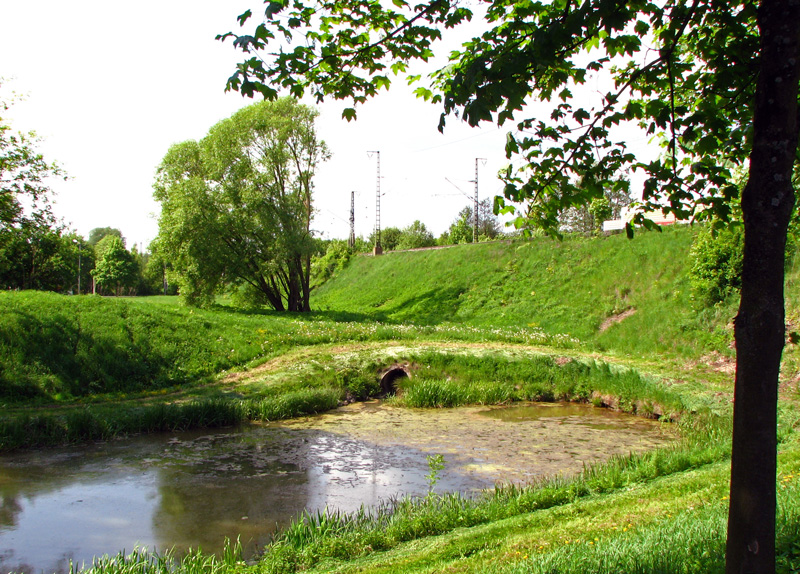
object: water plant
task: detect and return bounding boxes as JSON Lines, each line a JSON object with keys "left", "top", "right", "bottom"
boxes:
{"left": 425, "top": 454, "right": 446, "bottom": 494}
{"left": 70, "top": 538, "right": 244, "bottom": 574}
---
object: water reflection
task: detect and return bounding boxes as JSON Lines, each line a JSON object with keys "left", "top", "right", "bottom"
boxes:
{"left": 0, "top": 401, "right": 671, "bottom": 574}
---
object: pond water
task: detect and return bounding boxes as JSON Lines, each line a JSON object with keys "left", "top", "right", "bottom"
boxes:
{"left": 0, "top": 401, "right": 672, "bottom": 574}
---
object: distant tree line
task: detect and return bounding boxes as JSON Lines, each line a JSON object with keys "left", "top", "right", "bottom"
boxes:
{"left": 0, "top": 220, "right": 174, "bottom": 297}
{"left": 357, "top": 198, "right": 504, "bottom": 254}
{"left": 5, "top": 81, "right": 623, "bottom": 304}
{"left": 0, "top": 84, "right": 167, "bottom": 296}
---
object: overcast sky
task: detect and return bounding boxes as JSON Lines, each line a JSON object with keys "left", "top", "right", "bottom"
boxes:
{"left": 1, "top": 1, "right": 655, "bottom": 249}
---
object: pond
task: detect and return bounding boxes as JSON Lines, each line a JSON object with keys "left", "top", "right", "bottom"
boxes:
{"left": 0, "top": 401, "right": 672, "bottom": 574}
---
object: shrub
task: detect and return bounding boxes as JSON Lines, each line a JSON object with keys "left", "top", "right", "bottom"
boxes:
{"left": 689, "top": 225, "right": 744, "bottom": 308}
{"left": 311, "top": 240, "right": 352, "bottom": 287}
{"left": 336, "top": 367, "right": 380, "bottom": 401}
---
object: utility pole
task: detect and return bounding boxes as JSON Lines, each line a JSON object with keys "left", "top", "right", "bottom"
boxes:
{"left": 472, "top": 158, "right": 486, "bottom": 243}
{"left": 368, "top": 151, "right": 383, "bottom": 255}
{"left": 349, "top": 191, "right": 356, "bottom": 249}
{"left": 73, "top": 238, "right": 82, "bottom": 294}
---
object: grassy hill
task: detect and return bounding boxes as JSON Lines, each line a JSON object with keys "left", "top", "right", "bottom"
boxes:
{"left": 315, "top": 226, "right": 735, "bottom": 359}
{"left": 5, "top": 225, "right": 800, "bottom": 406}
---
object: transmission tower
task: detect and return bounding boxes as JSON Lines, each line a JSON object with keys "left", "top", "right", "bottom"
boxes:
{"left": 473, "top": 158, "right": 486, "bottom": 242}
{"left": 368, "top": 151, "right": 383, "bottom": 255}
{"left": 349, "top": 191, "right": 356, "bottom": 249}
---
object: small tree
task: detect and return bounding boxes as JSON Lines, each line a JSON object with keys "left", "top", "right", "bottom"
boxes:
{"left": 0, "top": 81, "right": 66, "bottom": 291}
{"left": 143, "top": 238, "right": 175, "bottom": 296}
{"left": 559, "top": 172, "right": 631, "bottom": 235}
{"left": 368, "top": 226, "right": 402, "bottom": 251}
{"left": 397, "top": 220, "right": 436, "bottom": 250}
{"left": 445, "top": 199, "right": 502, "bottom": 244}
{"left": 92, "top": 236, "right": 137, "bottom": 296}
{"left": 311, "top": 239, "right": 352, "bottom": 287}
{"left": 87, "top": 227, "right": 123, "bottom": 248}
{"left": 447, "top": 207, "right": 473, "bottom": 245}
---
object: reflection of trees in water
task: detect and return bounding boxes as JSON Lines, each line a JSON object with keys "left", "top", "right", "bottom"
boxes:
{"left": 301, "top": 432, "right": 428, "bottom": 514}
{"left": 0, "top": 456, "right": 87, "bottom": 531}
{"left": 151, "top": 430, "right": 314, "bottom": 558}
{"left": 0, "top": 542, "right": 78, "bottom": 574}
{"left": 149, "top": 427, "right": 433, "bottom": 559}
{"left": 0, "top": 493, "right": 23, "bottom": 530}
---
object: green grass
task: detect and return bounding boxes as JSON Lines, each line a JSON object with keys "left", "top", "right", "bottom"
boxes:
{"left": 314, "top": 227, "right": 729, "bottom": 356}
{"left": 0, "top": 389, "right": 342, "bottom": 450}
{"left": 251, "top": 425, "right": 732, "bottom": 574}
{"left": 2, "top": 226, "right": 784, "bottom": 406}
{"left": 3, "top": 226, "right": 800, "bottom": 574}
{"left": 0, "top": 344, "right": 687, "bottom": 449}
{"left": 392, "top": 351, "right": 686, "bottom": 417}
{"left": 0, "top": 291, "right": 582, "bottom": 406}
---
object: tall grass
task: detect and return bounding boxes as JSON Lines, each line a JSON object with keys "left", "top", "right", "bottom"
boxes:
{"left": 248, "top": 425, "right": 732, "bottom": 574}
{"left": 0, "top": 291, "right": 580, "bottom": 405}
{"left": 65, "top": 463, "right": 800, "bottom": 574}
{"left": 0, "top": 346, "right": 686, "bottom": 450}
{"left": 396, "top": 352, "right": 686, "bottom": 418}
{"left": 0, "top": 227, "right": 749, "bottom": 405}
{"left": 0, "top": 389, "right": 342, "bottom": 450}
{"left": 71, "top": 538, "right": 244, "bottom": 574}
{"left": 499, "top": 479, "right": 800, "bottom": 574}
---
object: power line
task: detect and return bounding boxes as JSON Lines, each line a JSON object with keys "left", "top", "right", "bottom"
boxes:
{"left": 472, "top": 158, "right": 487, "bottom": 242}
{"left": 367, "top": 150, "right": 383, "bottom": 255}
{"left": 349, "top": 191, "right": 355, "bottom": 248}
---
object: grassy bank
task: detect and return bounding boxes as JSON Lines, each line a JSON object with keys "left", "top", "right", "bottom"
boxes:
{"left": 0, "top": 291, "right": 577, "bottom": 406}
{"left": 0, "top": 345, "right": 688, "bottom": 449}
{"left": 5, "top": 226, "right": 797, "bottom": 407}
{"left": 314, "top": 227, "right": 728, "bottom": 356}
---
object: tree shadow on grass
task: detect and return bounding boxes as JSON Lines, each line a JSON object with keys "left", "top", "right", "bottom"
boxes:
{"left": 209, "top": 302, "right": 395, "bottom": 324}
{"left": 0, "top": 308, "right": 177, "bottom": 402}
{"left": 369, "top": 286, "right": 466, "bottom": 326}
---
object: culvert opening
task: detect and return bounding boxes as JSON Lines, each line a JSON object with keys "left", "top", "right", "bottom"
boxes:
{"left": 380, "top": 367, "right": 409, "bottom": 396}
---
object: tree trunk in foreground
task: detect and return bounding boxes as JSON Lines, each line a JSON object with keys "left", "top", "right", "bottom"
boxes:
{"left": 726, "top": 1, "right": 800, "bottom": 572}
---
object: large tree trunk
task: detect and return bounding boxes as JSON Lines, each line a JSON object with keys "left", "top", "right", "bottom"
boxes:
{"left": 725, "top": 1, "right": 800, "bottom": 572}
{"left": 286, "top": 257, "right": 303, "bottom": 312}
{"left": 257, "top": 273, "right": 285, "bottom": 311}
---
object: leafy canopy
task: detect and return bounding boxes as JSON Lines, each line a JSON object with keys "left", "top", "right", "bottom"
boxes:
{"left": 0, "top": 84, "right": 63, "bottom": 232}
{"left": 153, "top": 98, "right": 329, "bottom": 311}
{"left": 218, "top": 4, "right": 800, "bottom": 572}
{"left": 0, "top": 82, "right": 77, "bottom": 292}
{"left": 219, "top": 0, "right": 759, "bottom": 235}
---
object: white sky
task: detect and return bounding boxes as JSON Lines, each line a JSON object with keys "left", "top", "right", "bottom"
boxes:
{"left": 0, "top": 1, "right": 655, "bottom": 250}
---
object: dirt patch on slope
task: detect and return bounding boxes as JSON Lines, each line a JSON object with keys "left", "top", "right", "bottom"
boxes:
{"left": 599, "top": 308, "right": 637, "bottom": 332}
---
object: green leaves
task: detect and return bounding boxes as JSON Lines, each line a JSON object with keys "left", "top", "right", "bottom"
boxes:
{"left": 153, "top": 98, "right": 328, "bottom": 311}
{"left": 92, "top": 236, "right": 138, "bottom": 295}
{"left": 264, "top": 2, "right": 284, "bottom": 19}
{"left": 219, "top": 0, "right": 764, "bottom": 236}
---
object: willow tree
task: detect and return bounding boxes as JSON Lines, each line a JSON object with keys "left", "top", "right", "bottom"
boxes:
{"left": 154, "top": 98, "right": 328, "bottom": 311}
{"left": 221, "top": 1, "right": 799, "bottom": 571}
